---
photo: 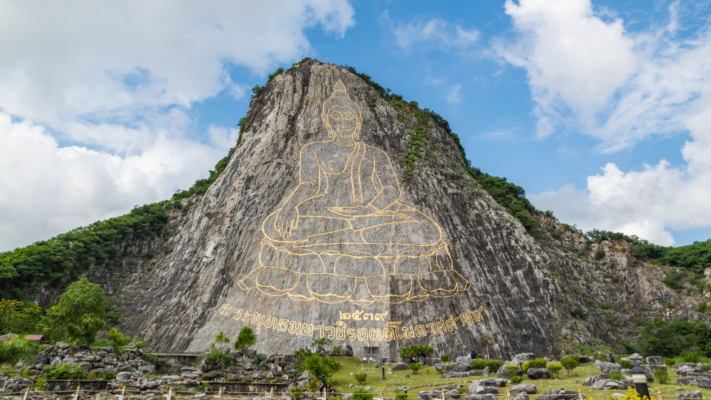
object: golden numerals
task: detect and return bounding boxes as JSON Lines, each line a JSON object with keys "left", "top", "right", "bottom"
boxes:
{"left": 217, "top": 303, "right": 490, "bottom": 343}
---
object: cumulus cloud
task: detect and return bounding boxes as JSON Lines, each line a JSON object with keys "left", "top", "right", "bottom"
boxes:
{"left": 390, "top": 15, "right": 480, "bottom": 51}
{"left": 500, "top": 0, "right": 711, "bottom": 245}
{"left": 0, "top": 0, "right": 355, "bottom": 251}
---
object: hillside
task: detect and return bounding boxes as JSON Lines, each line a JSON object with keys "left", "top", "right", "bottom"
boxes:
{"left": 1, "top": 58, "right": 710, "bottom": 358}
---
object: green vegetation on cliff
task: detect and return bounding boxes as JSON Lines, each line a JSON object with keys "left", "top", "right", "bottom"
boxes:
{"left": 0, "top": 203, "right": 169, "bottom": 300}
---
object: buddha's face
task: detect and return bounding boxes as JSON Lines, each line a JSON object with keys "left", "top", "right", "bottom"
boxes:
{"left": 326, "top": 106, "right": 358, "bottom": 139}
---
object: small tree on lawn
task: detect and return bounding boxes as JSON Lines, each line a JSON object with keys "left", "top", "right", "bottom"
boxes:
{"left": 561, "top": 355, "right": 579, "bottom": 377}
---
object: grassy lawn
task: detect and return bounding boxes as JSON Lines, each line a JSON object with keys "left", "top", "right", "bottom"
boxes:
{"left": 328, "top": 357, "right": 711, "bottom": 399}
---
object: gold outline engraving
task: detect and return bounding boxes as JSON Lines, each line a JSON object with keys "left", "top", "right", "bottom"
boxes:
{"left": 237, "top": 80, "right": 471, "bottom": 305}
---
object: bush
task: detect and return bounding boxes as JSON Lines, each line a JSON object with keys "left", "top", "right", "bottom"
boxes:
{"left": 506, "top": 365, "right": 520, "bottom": 377}
{"left": 235, "top": 326, "right": 257, "bottom": 353}
{"left": 510, "top": 376, "right": 523, "bottom": 384}
{"left": 289, "top": 387, "right": 304, "bottom": 400}
{"left": 522, "top": 361, "right": 531, "bottom": 373}
{"left": 439, "top": 369, "right": 447, "bottom": 375}
{"left": 399, "top": 345, "right": 434, "bottom": 361}
{"left": 619, "top": 360, "right": 633, "bottom": 369}
{"left": 409, "top": 362, "right": 421, "bottom": 373}
{"left": 530, "top": 358, "right": 547, "bottom": 369}
{"left": 441, "top": 355, "right": 449, "bottom": 362}
{"left": 683, "top": 351, "right": 701, "bottom": 363}
{"left": 701, "top": 364, "right": 711, "bottom": 372}
{"left": 395, "top": 391, "right": 407, "bottom": 400}
{"left": 548, "top": 364, "right": 562, "bottom": 378}
{"left": 243, "top": 375, "right": 253, "bottom": 383}
{"left": 354, "top": 373, "right": 367, "bottom": 384}
{"left": 252, "top": 354, "right": 267, "bottom": 365}
{"left": 610, "top": 371, "right": 624, "bottom": 380}
{"left": 0, "top": 336, "right": 39, "bottom": 365}
{"left": 560, "top": 356, "right": 579, "bottom": 377}
{"left": 471, "top": 360, "right": 486, "bottom": 370}
{"left": 140, "top": 352, "right": 159, "bottom": 364}
{"left": 486, "top": 359, "right": 504, "bottom": 374}
{"left": 353, "top": 389, "right": 374, "bottom": 400}
{"left": 595, "top": 249, "right": 606, "bottom": 260}
{"left": 653, "top": 369, "right": 669, "bottom": 384}
{"left": 664, "top": 358, "right": 676, "bottom": 367}
{"left": 43, "top": 363, "right": 88, "bottom": 380}
{"left": 332, "top": 346, "right": 341, "bottom": 356}
{"left": 33, "top": 377, "right": 46, "bottom": 391}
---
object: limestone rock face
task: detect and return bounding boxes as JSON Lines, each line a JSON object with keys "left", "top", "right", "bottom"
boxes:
{"left": 95, "top": 59, "right": 705, "bottom": 357}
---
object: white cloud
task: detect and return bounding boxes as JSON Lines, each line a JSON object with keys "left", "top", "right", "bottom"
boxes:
{"left": 0, "top": 0, "right": 355, "bottom": 251}
{"left": 502, "top": 0, "right": 711, "bottom": 245}
{"left": 390, "top": 16, "right": 480, "bottom": 51}
{"left": 445, "top": 83, "right": 463, "bottom": 104}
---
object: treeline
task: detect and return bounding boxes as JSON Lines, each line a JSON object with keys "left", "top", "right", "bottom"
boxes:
{"left": 587, "top": 229, "right": 711, "bottom": 274}
{"left": 631, "top": 318, "right": 711, "bottom": 358}
{"left": 0, "top": 204, "right": 170, "bottom": 300}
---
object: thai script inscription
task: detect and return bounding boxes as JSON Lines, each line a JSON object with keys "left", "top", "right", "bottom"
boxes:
{"left": 217, "top": 303, "right": 490, "bottom": 344}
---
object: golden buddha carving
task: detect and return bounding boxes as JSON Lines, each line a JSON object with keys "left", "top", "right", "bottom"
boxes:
{"left": 237, "top": 80, "right": 470, "bottom": 305}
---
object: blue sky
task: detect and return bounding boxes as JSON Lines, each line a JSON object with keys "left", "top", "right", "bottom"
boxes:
{"left": 1, "top": 0, "right": 710, "bottom": 251}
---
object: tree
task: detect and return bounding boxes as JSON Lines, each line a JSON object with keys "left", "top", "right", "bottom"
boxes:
{"left": 296, "top": 353, "right": 342, "bottom": 379}
{"left": 480, "top": 334, "right": 493, "bottom": 358}
{"left": 213, "top": 331, "right": 231, "bottom": 352}
{"left": 39, "top": 278, "right": 107, "bottom": 341}
{"left": 234, "top": 326, "right": 257, "bottom": 354}
{"left": 398, "top": 345, "right": 434, "bottom": 362}
{"left": 66, "top": 313, "right": 105, "bottom": 345}
{"left": 107, "top": 328, "right": 132, "bottom": 354}
{"left": 560, "top": 356, "right": 579, "bottom": 377}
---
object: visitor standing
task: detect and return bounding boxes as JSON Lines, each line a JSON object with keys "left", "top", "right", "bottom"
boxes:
{"left": 319, "top": 375, "right": 328, "bottom": 393}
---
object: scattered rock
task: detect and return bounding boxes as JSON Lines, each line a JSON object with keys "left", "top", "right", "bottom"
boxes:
{"left": 583, "top": 376, "right": 608, "bottom": 387}
{"left": 676, "top": 391, "right": 702, "bottom": 399}
{"left": 527, "top": 368, "right": 551, "bottom": 380}
{"left": 392, "top": 362, "right": 410, "bottom": 371}
{"left": 647, "top": 356, "right": 663, "bottom": 366}
{"left": 510, "top": 384, "right": 537, "bottom": 394}
{"left": 591, "top": 379, "right": 634, "bottom": 390}
{"left": 595, "top": 361, "right": 622, "bottom": 374}
{"left": 513, "top": 394, "right": 529, "bottom": 400}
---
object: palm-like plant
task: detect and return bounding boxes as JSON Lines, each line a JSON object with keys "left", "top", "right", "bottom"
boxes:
{"left": 480, "top": 334, "right": 493, "bottom": 358}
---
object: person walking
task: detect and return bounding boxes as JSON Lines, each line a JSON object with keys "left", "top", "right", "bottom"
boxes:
{"left": 419, "top": 350, "right": 426, "bottom": 365}
{"left": 319, "top": 375, "right": 328, "bottom": 393}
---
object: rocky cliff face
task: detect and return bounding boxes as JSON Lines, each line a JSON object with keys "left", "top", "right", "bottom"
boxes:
{"left": 52, "top": 60, "right": 707, "bottom": 358}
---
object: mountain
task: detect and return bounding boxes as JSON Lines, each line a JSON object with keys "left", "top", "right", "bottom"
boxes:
{"left": 2, "top": 59, "right": 710, "bottom": 359}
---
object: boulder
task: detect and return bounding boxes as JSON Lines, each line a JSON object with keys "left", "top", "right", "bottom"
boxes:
{"left": 677, "top": 367, "right": 703, "bottom": 377}
{"left": 527, "top": 368, "right": 551, "bottom": 380}
{"left": 138, "top": 365, "right": 155, "bottom": 373}
{"left": 496, "top": 365, "right": 513, "bottom": 380}
{"left": 182, "top": 380, "right": 200, "bottom": 387}
{"left": 418, "top": 390, "right": 443, "bottom": 400}
{"left": 676, "top": 391, "right": 702, "bottom": 399}
{"left": 591, "top": 380, "right": 634, "bottom": 390}
{"left": 473, "top": 386, "right": 499, "bottom": 395}
{"left": 392, "top": 362, "right": 410, "bottom": 371}
{"left": 56, "top": 342, "right": 70, "bottom": 350}
{"left": 464, "top": 396, "right": 496, "bottom": 400}
{"left": 537, "top": 389, "right": 578, "bottom": 400}
{"left": 434, "top": 363, "right": 449, "bottom": 372}
{"left": 513, "top": 395, "right": 530, "bottom": 400}
{"left": 584, "top": 375, "right": 609, "bottom": 387}
{"left": 510, "top": 384, "right": 537, "bottom": 394}
{"left": 63, "top": 357, "right": 76, "bottom": 365}
{"left": 201, "top": 370, "right": 222, "bottom": 380}
{"left": 595, "top": 361, "right": 621, "bottom": 374}
{"left": 117, "top": 372, "right": 133, "bottom": 380}
{"left": 50, "top": 357, "right": 62, "bottom": 367}
{"left": 446, "top": 389, "right": 461, "bottom": 399}
{"left": 469, "top": 367, "right": 489, "bottom": 377}
{"left": 442, "top": 372, "right": 470, "bottom": 379}
{"left": 96, "top": 392, "right": 113, "bottom": 399}
{"left": 644, "top": 365, "right": 667, "bottom": 373}
{"left": 4, "top": 378, "right": 32, "bottom": 392}
{"left": 647, "top": 356, "right": 663, "bottom": 366}
{"left": 450, "top": 362, "right": 473, "bottom": 373}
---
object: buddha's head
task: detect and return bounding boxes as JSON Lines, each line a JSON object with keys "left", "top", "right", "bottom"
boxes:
{"left": 322, "top": 80, "right": 362, "bottom": 141}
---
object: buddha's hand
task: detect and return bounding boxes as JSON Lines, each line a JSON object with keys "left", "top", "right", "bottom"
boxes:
{"left": 328, "top": 205, "right": 377, "bottom": 218}
{"left": 274, "top": 207, "right": 299, "bottom": 239}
